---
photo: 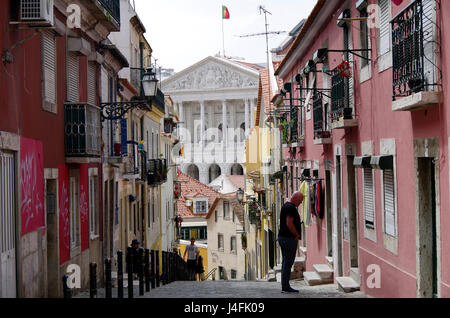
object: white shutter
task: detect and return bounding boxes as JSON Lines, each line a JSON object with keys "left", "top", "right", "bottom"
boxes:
{"left": 383, "top": 169, "right": 396, "bottom": 236}
{"left": 42, "top": 31, "right": 57, "bottom": 112}
{"left": 87, "top": 62, "right": 97, "bottom": 105}
{"left": 422, "top": 0, "right": 436, "bottom": 90}
{"left": 66, "top": 52, "right": 79, "bottom": 102}
{"left": 363, "top": 168, "right": 375, "bottom": 228}
{"left": 0, "top": 151, "right": 17, "bottom": 298}
{"left": 378, "top": 0, "right": 391, "bottom": 56}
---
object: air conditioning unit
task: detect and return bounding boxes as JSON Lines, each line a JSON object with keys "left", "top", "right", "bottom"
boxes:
{"left": 20, "top": 0, "right": 54, "bottom": 25}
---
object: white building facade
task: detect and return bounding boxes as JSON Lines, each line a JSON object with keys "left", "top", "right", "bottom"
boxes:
{"left": 162, "top": 56, "right": 260, "bottom": 185}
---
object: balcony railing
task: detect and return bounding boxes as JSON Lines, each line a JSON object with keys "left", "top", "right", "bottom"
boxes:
{"left": 331, "top": 70, "right": 353, "bottom": 121}
{"left": 154, "top": 88, "right": 165, "bottom": 114}
{"left": 124, "top": 141, "right": 139, "bottom": 176}
{"left": 98, "top": 0, "right": 121, "bottom": 24}
{"left": 290, "top": 108, "right": 298, "bottom": 143}
{"left": 392, "top": 0, "right": 436, "bottom": 99}
{"left": 65, "top": 103, "right": 101, "bottom": 158}
{"left": 147, "top": 159, "right": 168, "bottom": 187}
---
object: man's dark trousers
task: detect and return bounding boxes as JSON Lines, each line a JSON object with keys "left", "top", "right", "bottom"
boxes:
{"left": 278, "top": 236, "right": 298, "bottom": 290}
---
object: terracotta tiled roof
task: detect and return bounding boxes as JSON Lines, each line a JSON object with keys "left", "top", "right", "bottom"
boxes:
{"left": 176, "top": 172, "right": 222, "bottom": 219}
{"left": 225, "top": 175, "right": 244, "bottom": 190}
{"left": 256, "top": 68, "right": 274, "bottom": 126}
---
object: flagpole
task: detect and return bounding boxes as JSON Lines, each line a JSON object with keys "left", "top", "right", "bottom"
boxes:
{"left": 222, "top": 15, "right": 225, "bottom": 57}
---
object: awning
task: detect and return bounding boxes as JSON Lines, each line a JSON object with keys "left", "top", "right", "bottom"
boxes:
{"left": 181, "top": 221, "right": 207, "bottom": 228}
{"left": 354, "top": 156, "right": 372, "bottom": 169}
{"left": 370, "top": 155, "right": 394, "bottom": 170}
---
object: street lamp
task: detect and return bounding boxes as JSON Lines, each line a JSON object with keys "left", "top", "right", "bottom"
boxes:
{"left": 100, "top": 68, "right": 160, "bottom": 121}
{"left": 142, "top": 68, "right": 158, "bottom": 98}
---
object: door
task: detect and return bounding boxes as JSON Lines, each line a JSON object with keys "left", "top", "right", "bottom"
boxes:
{"left": 347, "top": 156, "right": 359, "bottom": 269}
{"left": 417, "top": 158, "right": 439, "bottom": 298}
{"left": 268, "top": 229, "right": 275, "bottom": 269}
{"left": 325, "top": 170, "right": 333, "bottom": 257}
{"left": 336, "top": 155, "right": 343, "bottom": 277}
{"left": 0, "top": 151, "right": 17, "bottom": 298}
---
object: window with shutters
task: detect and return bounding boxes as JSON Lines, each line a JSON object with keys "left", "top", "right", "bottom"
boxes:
{"left": 89, "top": 174, "right": 98, "bottom": 238}
{"left": 378, "top": 0, "right": 391, "bottom": 56}
{"left": 69, "top": 176, "right": 80, "bottom": 248}
{"left": 66, "top": 51, "right": 79, "bottom": 102}
{"left": 358, "top": 5, "right": 370, "bottom": 68}
{"left": 223, "top": 201, "right": 230, "bottom": 220}
{"left": 42, "top": 31, "right": 57, "bottom": 113}
{"left": 231, "top": 236, "right": 237, "bottom": 254}
{"left": 218, "top": 234, "right": 224, "bottom": 251}
{"left": 87, "top": 62, "right": 97, "bottom": 105}
{"left": 383, "top": 169, "right": 396, "bottom": 237}
{"left": 363, "top": 168, "right": 375, "bottom": 229}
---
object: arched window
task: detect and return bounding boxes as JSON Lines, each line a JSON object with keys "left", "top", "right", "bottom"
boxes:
{"left": 231, "top": 164, "right": 244, "bottom": 176}
{"left": 187, "top": 164, "right": 200, "bottom": 180}
{"left": 209, "top": 164, "right": 222, "bottom": 183}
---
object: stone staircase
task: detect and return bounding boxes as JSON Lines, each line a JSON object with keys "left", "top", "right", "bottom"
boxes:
{"left": 304, "top": 263, "right": 334, "bottom": 286}
{"left": 273, "top": 256, "right": 306, "bottom": 283}
{"left": 336, "top": 267, "right": 361, "bottom": 293}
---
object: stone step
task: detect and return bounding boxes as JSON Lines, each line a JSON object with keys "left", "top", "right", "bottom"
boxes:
{"left": 304, "top": 272, "right": 331, "bottom": 286}
{"left": 313, "top": 264, "right": 334, "bottom": 280}
{"left": 350, "top": 267, "right": 361, "bottom": 285}
{"left": 336, "top": 276, "right": 360, "bottom": 293}
{"left": 326, "top": 256, "right": 333, "bottom": 269}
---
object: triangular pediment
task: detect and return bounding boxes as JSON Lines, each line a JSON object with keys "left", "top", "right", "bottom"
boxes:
{"left": 162, "top": 56, "right": 260, "bottom": 92}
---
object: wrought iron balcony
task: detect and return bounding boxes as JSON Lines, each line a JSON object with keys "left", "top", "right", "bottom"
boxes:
{"left": 290, "top": 108, "right": 298, "bottom": 143}
{"left": 153, "top": 88, "right": 165, "bottom": 114}
{"left": 391, "top": 0, "right": 440, "bottom": 110}
{"left": 124, "top": 141, "right": 139, "bottom": 178}
{"left": 64, "top": 103, "right": 101, "bottom": 161}
{"left": 312, "top": 93, "right": 331, "bottom": 143}
{"left": 330, "top": 69, "right": 357, "bottom": 129}
{"left": 97, "top": 0, "right": 121, "bottom": 24}
{"left": 147, "top": 159, "right": 168, "bottom": 187}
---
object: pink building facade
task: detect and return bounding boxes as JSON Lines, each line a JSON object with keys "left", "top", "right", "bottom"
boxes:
{"left": 274, "top": 0, "right": 450, "bottom": 298}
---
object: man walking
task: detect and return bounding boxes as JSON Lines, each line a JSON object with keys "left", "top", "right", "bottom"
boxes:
{"left": 184, "top": 237, "right": 200, "bottom": 281}
{"left": 278, "top": 192, "right": 304, "bottom": 294}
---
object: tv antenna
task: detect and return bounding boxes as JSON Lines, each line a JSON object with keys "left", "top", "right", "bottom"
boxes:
{"left": 237, "top": 6, "right": 286, "bottom": 70}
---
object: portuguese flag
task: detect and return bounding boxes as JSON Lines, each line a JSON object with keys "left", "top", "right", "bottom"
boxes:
{"left": 222, "top": 5, "right": 230, "bottom": 19}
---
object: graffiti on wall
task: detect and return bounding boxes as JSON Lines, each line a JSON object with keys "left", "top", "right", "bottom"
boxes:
{"left": 59, "top": 165, "right": 70, "bottom": 265}
{"left": 20, "top": 137, "right": 44, "bottom": 236}
{"left": 80, "top": 164, "right": 89, "bottom": 251}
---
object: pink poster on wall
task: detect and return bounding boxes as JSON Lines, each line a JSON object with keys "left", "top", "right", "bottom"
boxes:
{"left": 58, "top": 165, "right": 70, "bottom": 265}
{"left": 80, "top": 164, "right": 89, "bottom": 251}
{"left": 20, "top": 137, "right": 45, "bottom": 236}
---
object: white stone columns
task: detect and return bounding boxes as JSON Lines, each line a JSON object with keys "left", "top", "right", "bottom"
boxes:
{"left": 200, "top": 100, "right": 205, "bottom": 162}
{"left": 245, "top": 99, "right": 250, "bottom": 138}
{"left": 222, "top": 100, "right": 227, "bottom": 148}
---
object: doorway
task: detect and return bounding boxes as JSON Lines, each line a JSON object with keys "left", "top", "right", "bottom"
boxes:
{"left": 0, "top": 150, "right": 17, "bottom": 298}
{"left": 325, "top": 170, "right": 333, "bottom": 257}
{"left": 45, "top": 178, "right": 58, "bottom": 298}
{"left": 347, "top": 155, "right": 359, "bottom": 269}
{"left": 416, "top": 158, "right": 439, "bottom": 298}
{"left": 336, "top": 155, "right": 343, "bottom": 277}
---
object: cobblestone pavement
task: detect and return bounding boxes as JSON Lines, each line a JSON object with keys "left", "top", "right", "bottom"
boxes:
{"left": 136, "top": 280, "right": 366, "bottom": 298}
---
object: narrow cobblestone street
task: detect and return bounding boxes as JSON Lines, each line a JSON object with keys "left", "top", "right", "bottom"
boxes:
{"left": 136, "top": 280, "right": 366, "bottom": 299}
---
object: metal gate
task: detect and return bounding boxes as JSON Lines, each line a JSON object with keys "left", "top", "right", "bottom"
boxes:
{"left": 0, "top": 150, "right": 17, "bottom": 298}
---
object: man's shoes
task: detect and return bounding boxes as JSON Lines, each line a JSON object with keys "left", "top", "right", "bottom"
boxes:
{"left": 282, "top": 288, "right": 299, "bottom": 294}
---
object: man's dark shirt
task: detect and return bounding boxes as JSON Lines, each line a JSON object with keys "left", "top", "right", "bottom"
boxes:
{"left": 278, "top": 202, "right": 302, "bottom": 239}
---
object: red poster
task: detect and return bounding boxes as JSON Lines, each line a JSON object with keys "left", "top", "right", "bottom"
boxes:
{"left": 80, "top": 164, "right": 89, "bottom": 251}
{"left": 20, "top": 137, "right": 45, "bottom": 236}
{"left": 58, "top": 165, "right": 70, "bottom": 265}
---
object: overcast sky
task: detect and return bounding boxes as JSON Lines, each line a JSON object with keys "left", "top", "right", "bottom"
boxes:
{"left": 133, "top": 0, "right": 316, "bottom": 72}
